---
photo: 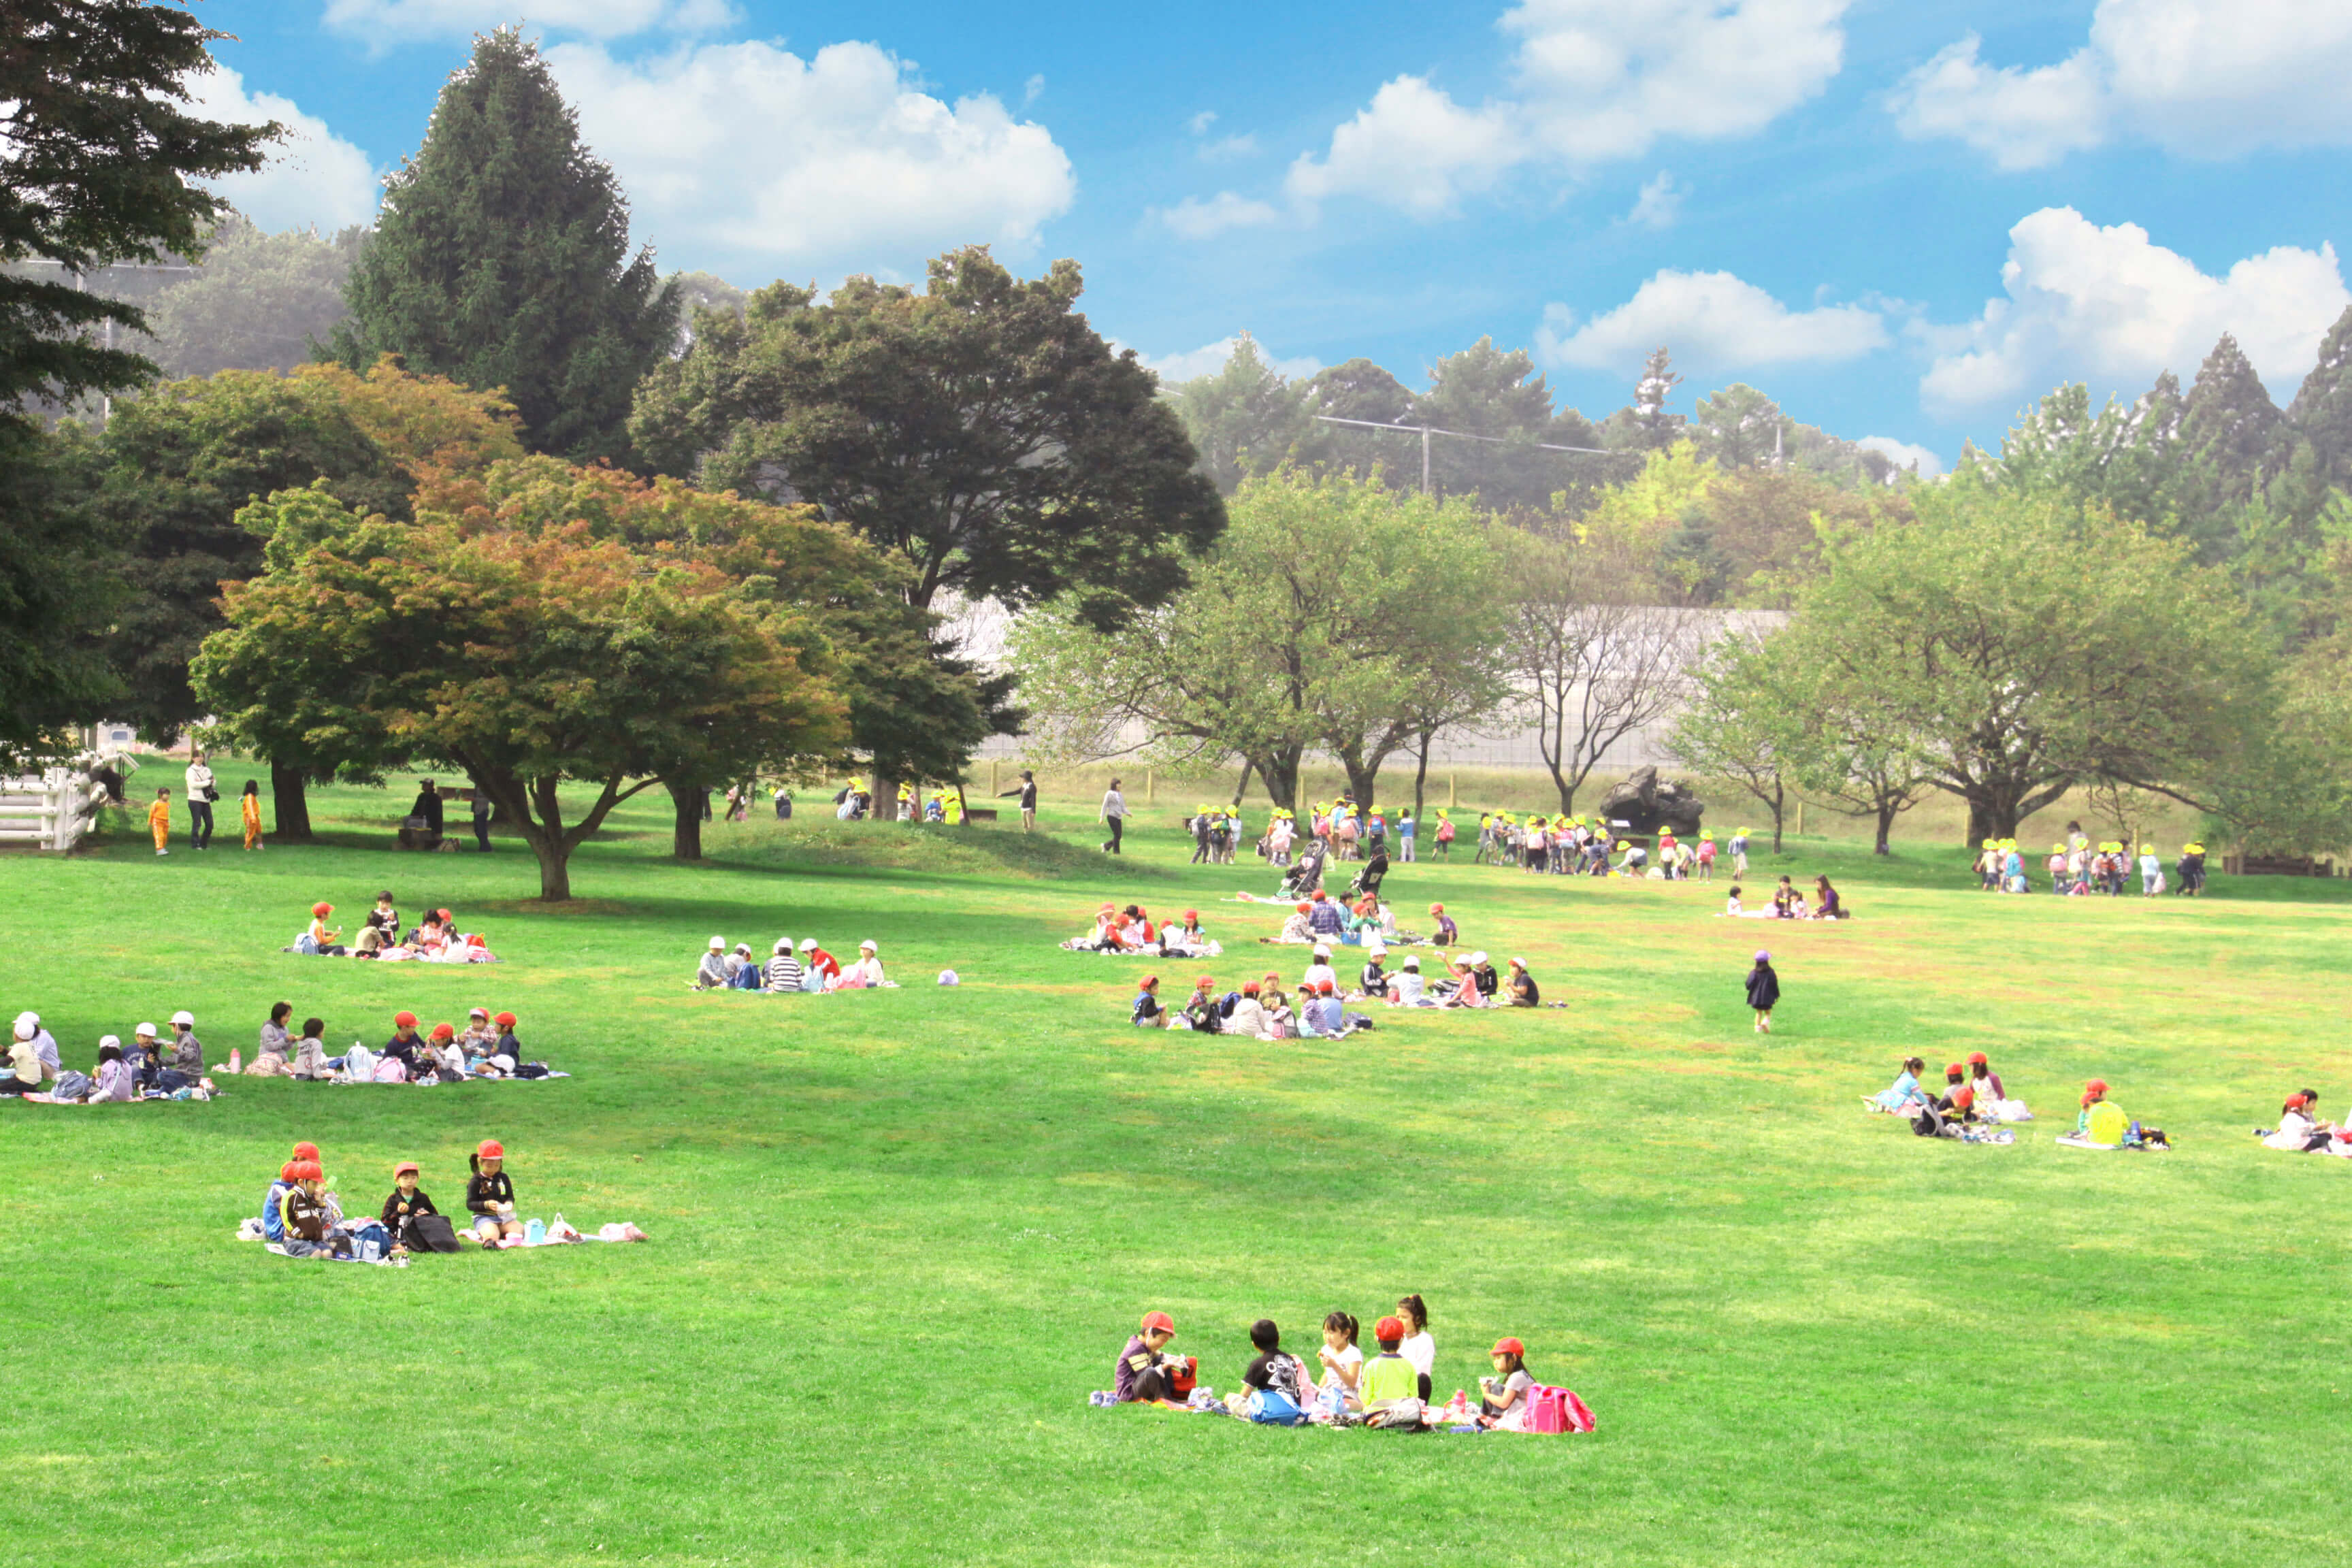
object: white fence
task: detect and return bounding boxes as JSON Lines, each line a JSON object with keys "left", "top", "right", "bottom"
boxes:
{"left": 0, "top": 769, "right": 97, "bottom": 852}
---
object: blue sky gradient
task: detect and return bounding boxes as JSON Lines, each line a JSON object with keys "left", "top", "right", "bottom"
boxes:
{"left": 193, "top": 1, "right": 2352, "bottom": 472}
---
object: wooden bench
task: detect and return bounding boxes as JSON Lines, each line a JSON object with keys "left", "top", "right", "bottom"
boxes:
{"left": 2223, "top": 854, "right": 2335, "bottom": 877}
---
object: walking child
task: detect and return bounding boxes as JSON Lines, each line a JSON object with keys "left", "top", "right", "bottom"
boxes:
{"left": 148, "top": 787, "right": 172, "bottom": 855}
{"left": 1746, "top": 949, "right": 1780, "bottom": 1034}
{"left": 240, "top": 779, "right": 263, "bottom": 849}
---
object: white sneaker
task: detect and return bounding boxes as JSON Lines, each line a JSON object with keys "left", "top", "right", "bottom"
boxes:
{"left": 157, "top": 849, "right": 168, "bottom": 856}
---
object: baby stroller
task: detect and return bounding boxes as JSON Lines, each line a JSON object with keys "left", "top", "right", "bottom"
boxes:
{"left": 1280, "top": 840, "right": 1328, "bottom": 899}
{"left": 1348, "top": 849, "right": 1390, "bottom": 901}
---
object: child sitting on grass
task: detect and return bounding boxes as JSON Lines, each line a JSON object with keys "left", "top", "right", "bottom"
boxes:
{"left": 1314, "top": 1312, "right": 1364, "bottom": 1412}
{"left": 1358, "top": 1316, "right": 1420, "bottom": 1415}
{"left": 280, "top": 1162, "right": 348, "bottom": 1258}
{"left": 1112, "top": 1311, "right": 1188, "bottom": 1405}
{"left": 1479, "top": 1337, "right": 1536, "bottom": 1428}
{"left": 1228, "top": 1319, "right": 1312, "bottom": 1422}
{"left": 466, "top": 1139, "right": 522, "bottom": 1242}
{"left": 1428, "top": 904, "right": 1457, "bottom": 946}
{"left": 380, "top": 1160, "right": 441, "bottom": 1251}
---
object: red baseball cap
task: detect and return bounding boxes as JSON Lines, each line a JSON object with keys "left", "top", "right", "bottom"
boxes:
{"left": 279, "top": 1161, "right": 301, "bottom": 1181}
{"left": 1428, "top": 902, "right": 1443, "bottom": 914}
{"left": 1967, "top": 1052, "right": 1988, "bottom": 1066}
{"left": 311, "top": 901, "right": 332, "bottom": 917}
{"left": 2085, "top": 1079, "right": 2108, "bottom": 1094}
{"left": 393, "top": 1011, "right": 417, "bottom": 1028}
{"left": 1141, "top": 1311, "right": 1175, "bottom": 1334}
{"left": 1183, "top": 909, "right": 1197, "bottom": 921}
{"left": 495, "top": 1011, "right": 517, "bottom": 1028}
{"left": 476, "top": 1139, "right": 504, "bottom": 1160}
{"left": 394, "top": 1160, "right": 419, "bottom": 1177}
{"left": 1294, "top": 901, "right": 1310, "bottom": 913}
{"left": 1318, "top": 981, "right": 1335, "bottom": 994}
{"left": 429, "top": 1023, "right": 455, "bottom": 1042}
{"left": 1491, "top": 1337, "right": 1525, "bottom": 1356}
{"left": 292, "top": 1141, "right": 319, "bottom": 1161}
{"left": 293, "top": 1160, "right": 322, "bottom": 1181}
{"left": 1375, "top": 1316, "right": 1407, "bottom": 1341}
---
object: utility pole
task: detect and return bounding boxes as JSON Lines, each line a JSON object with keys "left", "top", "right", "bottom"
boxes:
{"left": 1312, "top": 415, "right": 1615, "bottom": 495}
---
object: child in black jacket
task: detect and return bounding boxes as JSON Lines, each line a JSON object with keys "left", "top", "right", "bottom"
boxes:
{"left": 466, "top": 1139, "right": 522, "bottom": 1241}
{"left": 380, "top": 1160, "right": 441, "bottom": 1249}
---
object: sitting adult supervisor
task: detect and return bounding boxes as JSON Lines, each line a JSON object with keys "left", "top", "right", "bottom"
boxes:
{"left": 1113, "top": 1311, "right": 1190, "bottom": 1404}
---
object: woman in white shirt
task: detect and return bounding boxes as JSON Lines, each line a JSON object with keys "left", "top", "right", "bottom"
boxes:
{"left": 1394, "top": 1293, "right": 1435, "bottom": 1402}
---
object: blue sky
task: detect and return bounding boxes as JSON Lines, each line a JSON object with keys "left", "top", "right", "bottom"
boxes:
{"left": 193, "top": 0, "right": 2352, "bottom": 473}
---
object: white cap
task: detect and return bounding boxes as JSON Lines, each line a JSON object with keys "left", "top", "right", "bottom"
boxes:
{"left": 938, "top": 969, "right": 960, "bottom": 986}
{"left": 798, "top": 938, "right": 817, "bottom": 951}
{"left": 1467, "top": 952, "right": 1488, "bottom": 966}
{"left": 1402, "top": 956, "right": 1420, "bottom": 968}
{"left": 775, "top": 938, "right": 792, "bottom": 954}
{"left": 1509, "top": 956, "right": 1526, "bottom": 968}
{"left": 470, "top": 1007, "right": 489, "bottom": 1019}
{"left": 98, "top": 1034, "right": 120, "bottom": 1050}
{"left": 135, "top": 1022, "right": 157, "bottom": 1036}
{"left": 171, "top": 1010, "right": 195, "bottom": 1026}
{"left": 12, "top": 1011, "right": 34, "bottom": 1028}
{"left": 1311, "top": 944, "right": 1330, "bottom": 957}
{"left": 1367, "top": 938, "right": 1387, "bottom": 953}
{"left": 859, "top": 939, "right": 878, "bottom": 951}
{"left": 10, "top": 1021, "right": 29, "bottom": 1040}
{"left": 708, "top": 936, "right": 726, "bottom": 950}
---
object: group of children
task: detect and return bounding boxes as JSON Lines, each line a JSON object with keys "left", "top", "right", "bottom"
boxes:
{"left": 1128, "top": 941, "right": 1545, "bottom": 1035}
{"left": 291, "top": 890, "right": 499, "bottom": 962}
{"left": 2257, "top": 1090, "right": 2352, "bottom": 1157}
{"left": 253, "top": 1137, "right": 647, "bottom": 1261}
{"left": 1100, "top": 1297, "right": 1574, "bottom": 1432}
{"left": 1977, "top": 827, "right": 2210, "bottom": 897}
{"left": 1064, "top": 905, "right": 1222, "bottom": 957}
{"left": 691, "top": 935, "right": 890, "bottom": 992}
{"left": 331, "top": 1006, "right": 550, "bottom": 1083}
{"left": 1866, "top": 1062, "right": 2178, "bottom": 1149}
{"left": 1468, "top": 816, "right": 1742, "bottom": 881}
{"left": 1722, "top": 875, "right": 1848, "bottom": 920}
{"left": 4, "top": 1009, "right": 219, "bottom": 1102}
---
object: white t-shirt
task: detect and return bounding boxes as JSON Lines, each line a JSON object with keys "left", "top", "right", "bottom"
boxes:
{"left": 1100, "top": 789, "right": 1126, "bottom": 819}
{"left": 1400, "top": 1330, "right": 1435, "bottom": 1379}
{"left": 2138, "top": 853, "right": 2159, "bottom": 876}
{"left": 1390, "top": 972, "right": 1425, "bottom": 1004}
{"left": 1318, "top": 1342, "right": 1364, "bottom": 1398}
{"left": 1301, "top": 962, "right": 1336, "bottom": 991}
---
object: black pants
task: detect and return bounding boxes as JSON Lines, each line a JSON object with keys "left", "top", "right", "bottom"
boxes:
{"left": 473, "top": 817, "right": 491, "bottom": 851}
{"left": 188, "top": 799, "right": 214, "bottom": 848}
{"left": 1132, "top": 1365, "right": 1183, "bottom": 1403}
{"left": 1104, "top": 816, "right": 1123, "bottom": 853}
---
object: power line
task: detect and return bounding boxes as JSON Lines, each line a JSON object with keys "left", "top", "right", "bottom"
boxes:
{"left": 1312, "top": 414, "right": 1618, "bottom": 494}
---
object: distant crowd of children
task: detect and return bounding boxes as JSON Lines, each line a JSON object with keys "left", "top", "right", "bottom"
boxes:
{"left": 692, "top": 935, "right": 891, "bottom": 992}
{"left": 1976, "top": 825, "right": 2208, "bottom": 896}
{"left": 1128, "top": 936, "right": 1547, "bottom": 1036}
{"left": 253, "top": 1137, "right": 646, "bottom": 1261}
{"left": 288, "top": 889, "right": 500, "bottom": 962}
{"left": 1097, "top": 1296, "right": 1588, "bottom": 1433}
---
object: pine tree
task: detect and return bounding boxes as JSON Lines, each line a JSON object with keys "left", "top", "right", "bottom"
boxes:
{"left": 333, "top": 27, "right": 676, "bottom": 462}
{"left": 2286, "top": 304, "right": 2352, "bottom": 492}
{"left": 2176, "top": 333, "right": 2285, "bottom": 530}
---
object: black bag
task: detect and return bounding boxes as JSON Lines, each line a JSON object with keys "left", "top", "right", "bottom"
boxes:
{"left": 404, "top": 1213, "right": 461, "bottom": 1253}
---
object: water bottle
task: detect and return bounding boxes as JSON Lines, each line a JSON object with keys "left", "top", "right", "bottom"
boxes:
{"left": 228, "top": 1047, "right": 241, "bottom": 1075}
{"left": 523, "top": 1218, "right": 546, "bottom": 1245}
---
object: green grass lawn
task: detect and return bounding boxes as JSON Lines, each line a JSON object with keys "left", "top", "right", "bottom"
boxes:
{"left": 3, "top": 774, "right": 2349, "bottom": 1567}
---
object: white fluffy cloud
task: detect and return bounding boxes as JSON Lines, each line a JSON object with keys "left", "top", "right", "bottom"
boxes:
{"left": 1917, "top": 207, "right": 2349, "bottom": 416}
{"left": 545, "top": 39, "right": 1075, "bottom": 272}
{"left": 1855, "top": 436, "right": 1944, "bottom": 478}
{"left": 1536, "top": 270, "right": 1886, "bottom": 373}
{"left": 1284, "top": 76, "right": 1518, "bottom": 216}
{"left": 1140, "top": 336, "right": 1322, "bottom": 384}
{"left": 1622, "top": 171, "right": 1683, "bottom": 230}
{"left": 1156, "top": 193, "right": 1283, "bottom": 241}
{"left": 1285, "top": 0, "right": 1848, "bottom": 217}
{"left": 1893, "top": 1, "right": 2352, "bottom": 167}
{"left": 186, "top": 65, "right": 380, "bottom": 231}
{"left": 321, "top": 0, "right": 737, "bottom": 42}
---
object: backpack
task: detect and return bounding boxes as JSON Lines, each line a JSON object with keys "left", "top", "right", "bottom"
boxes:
{"left": 344, "top": 1220, "right": 393, "bottom": 1262}
{"left": 372, "top": 1056, "right": 408, "bottom": 1083}
{"left": 1245, "top": 1387, "right": 1307, "bottom": 1426}
{"left": 340, "top": 1045, "right": 376, "bottom": 1081}
{"left": 404, "top": 1213, "right": 461, "bottom": 1253}
{"left": 52, "top": 1069, "right": 92, "bottom": 1101}
{"left": 1522, "top": 1385, "right": 1595, "bottom": 1434}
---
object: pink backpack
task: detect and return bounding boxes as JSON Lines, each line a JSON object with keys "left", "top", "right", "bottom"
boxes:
{"left": 1522, "top": 1386, "right": 1595, "bottom": 1434}
{"left": 372, "top": 1057, "right": 408, "bottom": 1083}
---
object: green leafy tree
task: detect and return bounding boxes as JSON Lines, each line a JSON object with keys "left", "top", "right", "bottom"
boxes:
{"left": 0, "top": 419, "right": 120, "bottom": 767}
{"left": 1010, "top": 470, "right": 1509, "bottom": 811}
{"left": 1165, "top": 333, "right": 1308, "bottom": 495}
{"left": 1284, "top": 357, "right": 1417, "bottom": 483}
{"left": 1691, "top": 384, "right": 1789, "bottom": 471}
{"left": 634, "top": 247, "right": 1222, "bottom": 629}
{"left": 1, "top": 0, "right": 275, "bottom": 409}
{"left": 1411, "top": 336, "right": 1612, "bottom": 512}
{"left": 1766, "top": 479, "right": 2268, "bottom": 843}
{"left": 1667, "top": 632, "right": 1791, "bottom": 852}
{"left": 416, "top": 455, "right": 978, "bottom": 859}
{"left": 2286, "top": 304, "right": 2352, "bottom": 494}
{"left": 201, "top": 501, "right": 846, "bottom": 900}
{"left": 333, "top": 27, "right": 677, "bottom": 463}
{"left": 142, "top": 216, "right": 366, "bottom": 379}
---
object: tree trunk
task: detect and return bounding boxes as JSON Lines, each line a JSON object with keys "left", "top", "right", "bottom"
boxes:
{"left": 1335, "top": 745, "right": 1381, "bottom": 812}
{"left": 953, "top": 781, "right": 969, "bottom": 824}
{"left": 1874, "top": 799, "right": 1895, "bottom": 855}
{"left": 1767, "top": 777, "right": 1786, "bottom": 853}
{"left": 664, "top": 777, "right": 704, "bottom": 861}
{"left": 1257, "top": 747, "right": 1303, "bottom": 813}
{"left": 519, "top": 773, "right": 576, "bottom": 902}
{"left": 1228, "top": 757, "right": 1255, "bottom": 809}
{"left": 269, "top": 761, "right": 312, "bottom": 843}
{"left": 1411, "top": 728, "right": 1433, "bottom": 824}
{"left": 870, "top": 766, "right": 901, "bottom": 824}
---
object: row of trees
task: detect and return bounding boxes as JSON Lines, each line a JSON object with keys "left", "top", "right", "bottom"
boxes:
{"left": 2, "top": 13, "right": 1226, "bottom": 900}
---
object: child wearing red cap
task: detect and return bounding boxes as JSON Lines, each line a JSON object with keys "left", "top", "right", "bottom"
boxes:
{"left": 1428, "top": 904, "right": 1457, "bottom": 947}
{"left": 1479, "top": 1337, "right": 1536, "bottom": 1428}
{"left": 380, "top": 1160, "right": 442, "bottom": 1250}
{"left": 1112, "top": 1311, "right": 1188, "bottom": 1405}
{"left": 382, "top": 1012, "right": 428, "bottom": 1080}
{"left": 1358, "top": 1317, "right": 1420, "bottom": 1414}
{"left": 280, "top": 1162, "right": 348, "bottom": 1258}
{"left": 466, "top": 1140, "right": 521, "bottom": 1242}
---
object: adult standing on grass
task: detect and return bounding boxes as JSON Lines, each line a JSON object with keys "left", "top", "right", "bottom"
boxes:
{"left": 184, "top": 751, "right": 216, "bottom": 849}
{"left": 1099, "top": 777, "right": 1126, "bottom": 855}
{"left": 472, "top": 789, "right": 493, "bottom": 852}
{"left": 1003, "top": 769, "right": 1039, "bottom": 832}
{"left": 1746, "top": 950, "right": 1780, "bottom": 1034}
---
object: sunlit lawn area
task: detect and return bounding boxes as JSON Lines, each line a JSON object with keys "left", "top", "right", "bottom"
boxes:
{"left": 2, "top": 770, "right": 2347, "bottom": 1566}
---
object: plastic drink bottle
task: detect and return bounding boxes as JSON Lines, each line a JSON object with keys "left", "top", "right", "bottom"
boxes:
{"left": 228, "top": 1048, "right": 241, "bottom": 1074}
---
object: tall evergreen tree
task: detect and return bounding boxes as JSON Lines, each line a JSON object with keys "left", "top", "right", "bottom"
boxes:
{"left": 2285, "top": 304, "right": 2352, "bottom": 493}
{"left": 1166, "top": 333, "right": 1308, "bottom": 495}
{"left": 333, "top": 27, "right": 676, "bottom": 463}
{"left": 2176, "top": 333, "right": 2285, "bottom": 529}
